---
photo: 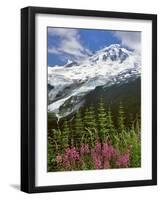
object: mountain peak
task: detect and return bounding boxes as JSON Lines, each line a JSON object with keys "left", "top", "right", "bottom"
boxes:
{"left": 90, "top": 44, "right": 131, "bottom": 63}
{"left": 99, "top": 44, "right": 120, "bottom": 52}
{"left": 65, "top": 59, "right": 72, "bottom": 65}
{"left": 48, "top": 44, "right": 141, "bottom": 118}
{"left": 106, "top": 43, "right": 120, "bottom": 49}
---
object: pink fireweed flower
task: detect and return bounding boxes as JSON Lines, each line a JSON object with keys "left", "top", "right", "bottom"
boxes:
{"left": 95, "top": 142, "right": 102, "bottom": 154}
{"left": 91, "top": 147, "right": 102, "bottom": 169}
{"left": 102, "top": 143, "right": 110, "bottom": 158}
{"left": 91, "top": 148, "right": 96, "bottom": 159}
{"left": 91, "top": 142, "right": 121, "bottom": 169}
{"left": 61, "top": 154, "right": 70, "bottom": 169}
{"left": 95, "top": 158, "right": 102, "bottom": 169}
{"left": 92, "top": 153, "right": 102, "bottom": 169}
{"left": 116, "top": 152, "right": 130, "bottom": 168}
{"left": 61, "top": 147, "right": 80, "bottom": 170}
{"left": 80, "top": 144, "right": 89, "bottom": 156}
{"left": 71, "top": 148, "right": 80, "bottom": 160}
{"left": 56, "top": 154, "right": 62, "bottom": 163}
{"left": 108, "top": 144, "right": 118, "bottom": 158}
{"left": 102, "top": 143, "right": 118, "bottom": 160}
{"left": 65, "top": 147, "right": 80, "bottom": 160}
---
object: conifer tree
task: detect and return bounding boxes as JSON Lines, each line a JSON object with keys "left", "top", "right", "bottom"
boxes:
{"left": 74, "top": 110, "right": 84, "bottom": 147}
{"left": 83, "top": 105, "right": 97, "bottom": 146}
{"left": 129, "top": 126, "right": 141, "bottom": 167}
{"left": 118, "top": 102, "right": 125, "bottom": 133}
{"left": 97, "top": 97, "right": 108, "bottom": 142}
{"left": 107, "top": 106, "right": 114, "bottom": 130}
{"left": 135, "top": 113, "right": 141, "bottom": 136}
{"left": 117, "top": 102, "right": 128, "bottom": 152}
{"left": 84, "top": 105, "right": 97, "bottom": 129}
{"left": 107, "top": 106, "right": 115, "bottom": 142}
{"left": 61, "top": 120, "right": 70, "bottom": 149}
{"left": 129, "top": 113, "right": 134, "bottom": 129}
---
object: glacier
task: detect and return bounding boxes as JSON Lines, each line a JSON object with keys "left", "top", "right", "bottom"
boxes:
{"left": 48, "top": 44, "right": 141, "bottom": 119}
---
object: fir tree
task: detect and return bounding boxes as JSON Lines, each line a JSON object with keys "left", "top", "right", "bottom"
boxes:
{"left": 107, "top": 106, "right": 115, "bottom": 143}
{"left": 83, "top": 105, "right": 97, "bottom": 146}
{"left": 129, "top": 113, "right": 134, "bottom": 129}
{"left": 118, "top": 102, "right": 125, "bottom": 133}
{"left": 50, "top": 129, "right": 61, "bottom": 152}
{"left": 61, "top": 120, "right": 70, "bottom": 149}
{"left": 129, "top": 127, "right": 141, "bottom": 167}
{"left": 135, "top": 113, "right": 141, "bottom": 136}
{"left": 84, "top": 105, "right": 97, "bottom": 129}
{"left": 97, "top": 97, "right": 108, "bottom": 142}
{"left": 74, "top": 110, "right": 84, "bottom": 147}
{"left": 107, "top": 106, "right": 114, "bottom": 130}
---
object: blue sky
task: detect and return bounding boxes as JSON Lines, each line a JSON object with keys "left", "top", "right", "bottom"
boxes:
{"left": 48, "top": 27, "right": 141, "bottom": 66}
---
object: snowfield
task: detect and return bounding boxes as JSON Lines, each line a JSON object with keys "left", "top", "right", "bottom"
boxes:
{"left": 48, "top": 44, "right": 141, "bottom": 119}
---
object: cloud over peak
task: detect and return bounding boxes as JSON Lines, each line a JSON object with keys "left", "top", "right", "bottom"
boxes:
{"left": 48, "top": 28, "right": 91, "bottom": 59}
{"left": 114, "top": 31, "right": 141, "bottom": 52}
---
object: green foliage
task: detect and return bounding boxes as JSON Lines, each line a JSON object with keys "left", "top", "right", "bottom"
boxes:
{"left": 47, "top": 129, "right": 62, "bottom": 171}
{"left": 135, "top": 113, "right": 141, "bottom": 137}
{"left": 129, "top": 128, "right": 141, "bottom": 167}
{"left": 48, "top": 98, "right": 141, "bottom": 171}
{"left": 97, "top": 97, "right": 108, "bottom": 141}
{"left": 106, "top": 106, "right": 116, "bottom": 144}
{"left": 74, "top": 110, "right": 84, "bottom": 147}
{"left": 83, "top": 105, "right": 97, "bottom": 146}
{"left": 47, "top": 141, "right": 56, "bottom": 171}
{"left": 84, "top": 105, "right": 97, "bottom": 129}
{"left": 48, "top": 129, "right": 62, "bottom": 152}
{"left": 61, "top": 120, "right": 70, "bottom": 149}
{"left": 81, "top": 127, "right": 97, "bottom": 148}
{"left": 118, "top": 102, "right": 125, "bottom": 133}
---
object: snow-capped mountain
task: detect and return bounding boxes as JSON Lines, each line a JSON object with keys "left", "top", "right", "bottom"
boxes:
{"left": 48, "top": 44, "right": 141, "bottom": 119}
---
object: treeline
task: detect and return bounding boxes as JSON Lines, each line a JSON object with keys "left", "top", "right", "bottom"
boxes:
{"left": 48, "top": 98, "right": 141, "bottom": 171}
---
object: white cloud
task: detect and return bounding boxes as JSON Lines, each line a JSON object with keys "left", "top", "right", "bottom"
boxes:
{"left": 114, "top": 31, "right": 141, "bottom": 52}
{"left": 48, "top": 28, "right": 91, "bottom": 59}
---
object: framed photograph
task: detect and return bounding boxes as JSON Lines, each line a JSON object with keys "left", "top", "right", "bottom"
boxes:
{"left": 21, "top": 6, "right": 157, "bottom": 193}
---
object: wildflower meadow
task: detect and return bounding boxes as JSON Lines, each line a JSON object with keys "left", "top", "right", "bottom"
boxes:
{"left": 48, "top": 99, "right": 141, "bottom": 172}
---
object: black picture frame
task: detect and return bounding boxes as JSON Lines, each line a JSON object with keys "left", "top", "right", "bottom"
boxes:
{"left": 21, "top": 6, "right": 157, "bottom": 193}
